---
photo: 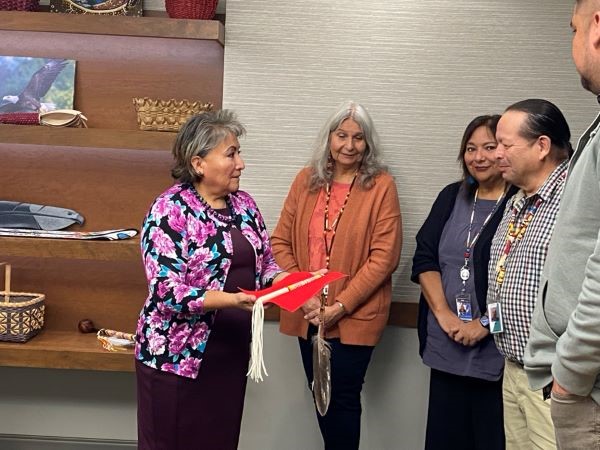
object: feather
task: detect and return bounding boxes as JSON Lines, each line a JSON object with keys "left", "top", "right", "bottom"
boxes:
{"left": 312, "top": 323, "right": 332, "bottom": 416}
{"left": 0, "top": 201, "right": 84, "bottom": 231}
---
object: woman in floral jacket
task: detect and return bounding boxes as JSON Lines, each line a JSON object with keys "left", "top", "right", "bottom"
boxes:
{"left": 135, "top": 110, "right": 286, "bottom": 450}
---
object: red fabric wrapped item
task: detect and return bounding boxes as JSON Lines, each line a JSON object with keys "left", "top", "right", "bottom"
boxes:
{"left": 0, "top": 113, "right": 40, "bottom": 125}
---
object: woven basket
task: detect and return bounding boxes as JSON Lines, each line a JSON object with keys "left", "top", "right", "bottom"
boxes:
{"left": 0, "top": 0, "right": 38, "bottom": 10}
{"left": 165, "top": 0, "right": 217, "bottom": 19}
{"left": 0, "top": 263, "right": 45, "bottom": 343}
{"left": 132, "top": 97, "right": 213, "bottom": 132}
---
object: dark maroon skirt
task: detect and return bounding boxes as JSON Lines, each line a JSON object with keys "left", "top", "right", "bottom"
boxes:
{"left": 137, "top": 225, "right": 256, "bottom": 450}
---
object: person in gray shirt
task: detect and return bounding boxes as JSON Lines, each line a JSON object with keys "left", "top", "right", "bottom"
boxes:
{"left": 525, "top": 1, "right": 600, "bottom": 449}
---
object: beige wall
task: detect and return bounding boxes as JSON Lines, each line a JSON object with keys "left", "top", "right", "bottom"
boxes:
{"left": 223, "top": 0, "right": 596, "bottom": 304}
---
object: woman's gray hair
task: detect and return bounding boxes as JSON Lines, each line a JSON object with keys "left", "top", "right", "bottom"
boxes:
{"left": 171, "top": 109, "right": 246, "bottom": 183}
{"left": 309, "top": 101, "right": 385, "bottom": 191}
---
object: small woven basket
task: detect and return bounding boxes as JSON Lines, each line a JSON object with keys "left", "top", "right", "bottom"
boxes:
{"left": 0, "top": 263, "right": 45, "bottom": 343}
{"left": 0, "top": 0, "right": 39, "bottom": 10}
{"left": 165, "top": 0, "right": 217, "bottom": 19}
{"left": 132, "top": 97, "right": 213, "bottom": 132}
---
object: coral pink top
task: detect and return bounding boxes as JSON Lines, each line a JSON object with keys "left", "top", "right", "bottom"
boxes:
{"left": 308, "top": 181, "right": 352, "bottom": 271}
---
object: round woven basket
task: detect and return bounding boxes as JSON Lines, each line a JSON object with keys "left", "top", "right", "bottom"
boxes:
{"left": 165, "top": 0, "right": 218, "bottom": 19}
{"left": 0, "top": 0, "right": 39, "bottom": 10}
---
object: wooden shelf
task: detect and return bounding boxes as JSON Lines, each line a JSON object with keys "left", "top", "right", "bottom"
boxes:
{"left": 0, "top": 236, "right": 141, "bottom": 261}
{"left": 0, "top": 11, "right": 224, "bottom": 45}
{"left": 0, "top": 125, "right": 175, "bottom": 151}
{"left": 0, "top": 330, "right": 133, "bottom": 372}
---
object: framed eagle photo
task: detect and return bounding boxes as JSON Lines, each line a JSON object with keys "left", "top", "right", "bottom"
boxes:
{"left": 49, "top": 0, "right": 142, "bottom": 16}
{"left": 0, "top": 56, "right": 76, "bottom": 115}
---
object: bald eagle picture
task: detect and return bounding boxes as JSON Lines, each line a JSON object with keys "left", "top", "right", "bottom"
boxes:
{"left": 0, "top": 57, "right": 76, "bottom": 114}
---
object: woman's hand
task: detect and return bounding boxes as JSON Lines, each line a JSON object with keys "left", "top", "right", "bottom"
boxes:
{"left": 303, "top": 302, "right": 346, "bottom": 329}
{"left": 229, "top": 292, "right": 257, "bottom": 312}
{"left": 452, "top": 320, "right": 489, "bottom": 346}
{"left": 301, "top": 295, "right": 321, "bottom": 316}
{"left": 419, "top": 272, "right": 462, "bottom": 339}
{"left": 272, "top": 271, "right": 290, "bottom": 285}
{"left": 300, "top": 269, "right": 329, "bottom": 316}
{"left": 434, "top": 309, "right": 463, "bottom": 339}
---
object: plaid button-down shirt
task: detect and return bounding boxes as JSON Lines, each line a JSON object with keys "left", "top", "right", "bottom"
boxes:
{"left": 487, "top": 160, "right": 568, "bottom": 364}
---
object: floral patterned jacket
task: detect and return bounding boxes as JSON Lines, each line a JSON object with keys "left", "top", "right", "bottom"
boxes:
{"left": 135, "top": 183, "right": 281, "bottom": 379}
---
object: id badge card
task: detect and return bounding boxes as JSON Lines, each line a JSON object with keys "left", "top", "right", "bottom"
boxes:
{"left": 488, "top": 302, "right": 504, "bottom": 334}
{"left": 455, "top": 293, "right": 472, "bottom": 322}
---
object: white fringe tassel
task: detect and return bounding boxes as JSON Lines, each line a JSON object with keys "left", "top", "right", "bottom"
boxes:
{"left": 247, "top": 299, "right": 268, "bottom": 382}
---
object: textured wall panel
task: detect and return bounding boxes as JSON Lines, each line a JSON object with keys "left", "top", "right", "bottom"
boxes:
{"left": 224, "top": 0, "right": 596, "bottom": 305}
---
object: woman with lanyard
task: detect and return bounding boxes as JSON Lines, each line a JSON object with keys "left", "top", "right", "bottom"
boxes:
{"left": 412, "top": 115, "right": 517, "bottom": 450}
{"left": 272, "top": 101, "right": 402, "bottom": 450}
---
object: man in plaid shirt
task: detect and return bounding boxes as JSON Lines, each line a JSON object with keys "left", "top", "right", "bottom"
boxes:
{"left": 486, "top": 99, "right": 571, "bottom": 450}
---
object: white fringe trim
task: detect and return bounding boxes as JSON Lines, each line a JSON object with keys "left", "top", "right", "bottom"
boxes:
{"left": 247, "top": 299, "right": 268, "bottom": 382}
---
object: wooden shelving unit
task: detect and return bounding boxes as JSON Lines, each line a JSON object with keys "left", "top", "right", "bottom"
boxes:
{"left": 0, "top": 331, "right": 133, "bottom": 372}
{"left": 0, "top": 11, "right": 225, "bottom": 371}
{"left": 0, "top": 11, "right": 224, "bottom": 43}
{"left": 0, "top": 125, "right": 176, "bottom": 151}
{"left": 0, "top": 237, "right": 141, "bottom": 261}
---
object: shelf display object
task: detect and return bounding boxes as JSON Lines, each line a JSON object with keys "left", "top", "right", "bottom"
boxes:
{"left": 0, "top": 56, "right": 75, "bottom": 113}
{"left": 132, "top": 97, "right": 213, "bottom": 132}
{"left": 49, "top": 0, "right": 142, "bottom": 16}
{"left": 165, "top": 0, "right": 217, "bottom": 19}
{"left": 0, "top": 263, "right": 45, "bottom": 343}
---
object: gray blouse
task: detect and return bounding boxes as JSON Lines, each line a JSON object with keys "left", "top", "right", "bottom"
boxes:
{"left": 422, "top": 186, "right": 504, "bottom": 381}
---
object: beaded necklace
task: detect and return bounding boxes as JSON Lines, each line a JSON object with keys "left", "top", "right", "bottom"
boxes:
{"left": 191, "top": 184, "right": 236, "bottom": 224}
{"left": 318, "top": 173, "right": 357, "bottom": 326}
{"left": 322, "top": 174, "right": 357, "bottom": 270}
{"left": 494, "top": 196, "right": 543, "bottom": 287}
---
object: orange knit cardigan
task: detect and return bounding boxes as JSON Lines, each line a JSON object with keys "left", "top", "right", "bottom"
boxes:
{"left": 271, "top": 167, "right": 402, "bottom": 346}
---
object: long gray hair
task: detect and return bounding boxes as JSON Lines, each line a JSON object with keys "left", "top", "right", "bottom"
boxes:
{"left": 309, "top": 101, "right": 385, "bottom": 191}
{"left": 171, "top": 109, "right": 246, "bottom": 183}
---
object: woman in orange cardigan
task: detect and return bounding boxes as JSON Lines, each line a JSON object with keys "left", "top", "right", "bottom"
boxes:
{"left": 272, "top": 101, "right": 402, "bottom": 450}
